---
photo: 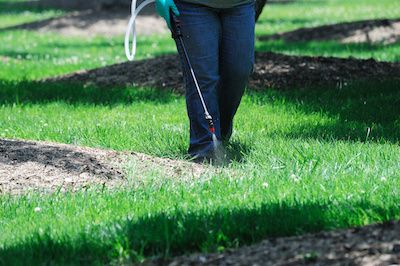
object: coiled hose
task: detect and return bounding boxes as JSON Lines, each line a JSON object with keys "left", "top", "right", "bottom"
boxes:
{"left": 125, "top": 0, "right": 156, "bottom": 61}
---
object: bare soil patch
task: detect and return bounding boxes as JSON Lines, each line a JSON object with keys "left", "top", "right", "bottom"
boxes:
{"left": 0, "top": 138, "right": 206, "bottom": 195}
{"left": 260, "top": 18, "right": 400, "bottom": 44}
{"left": 0, "top": 56, "right": 10, "bottom": 63}
{"left": 146, "top": 221, "right": 400, "bottom": 266}
{"left": 0, "top": 9, "right": 168, "bottom": 37}
{"left": 47, "top": 52, "right": 400, "bottom": 92}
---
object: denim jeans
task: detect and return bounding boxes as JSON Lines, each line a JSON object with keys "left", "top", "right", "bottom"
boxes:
{"left": 174, "top": 0, "right": 255, "bottom": 157}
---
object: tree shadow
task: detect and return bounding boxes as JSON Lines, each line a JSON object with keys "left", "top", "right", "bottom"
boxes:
{"left": 1, "top": 51, "right": 399, "bottom": 143}
{"left": 0, "top": 35, "right": 170, "bottom": 57}
{"left": 248, "top": 79, "right": 400, "bottom": 143}
{"left": 0, "top": 1, "right": 61, "bottom": 14}
{"left": 0, "top": 199, "right": 398, "bottom": 264}
{"left": 225, "top": 140, "right": 253, "bottom": 164}
{"left": 0, "top": 79, "right": 178, "bottom": 106}
{"left": 0, "top": 51, "right": 48, "bottom": 60}
{"left": 259, "top": 18, "right": 400, "bottom": 44}
{"left": 257, "top": 17, "right": 316, "bottom": 25}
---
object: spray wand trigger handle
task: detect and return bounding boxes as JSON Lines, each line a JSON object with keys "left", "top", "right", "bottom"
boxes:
{"left": 169, "top": 8, "right": 182, "bottom": 39}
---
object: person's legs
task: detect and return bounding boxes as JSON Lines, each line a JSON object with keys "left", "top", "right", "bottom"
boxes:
{"left": 174, "top": 1, "right": 222, "bottom": 158}
{"left": 218, "top": 2, "right": 255, "bottom": 141}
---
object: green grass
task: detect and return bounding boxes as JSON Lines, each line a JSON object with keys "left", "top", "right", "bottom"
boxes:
{"left": 1, "top": 80, "right": 399, "bottom": 154}
{"left": 1, "top": 171, "right": 399, "bottom": 264}
{"left": 257, "top": 0, "right": 400, "bottom": 36}
{"left": 1, "top": 79, "right": 399, "bottom": 264}
{"left": 0, "top": 31, "right": 176, "bottom": 81}
{"left": 0, "top": 0, "right": 64, "bottom": 28}
{"left": 0, "top": 0, "right": 400, "bottom": 264}
{"left": 0, "top": 10, "right": 63, "bottom": 29}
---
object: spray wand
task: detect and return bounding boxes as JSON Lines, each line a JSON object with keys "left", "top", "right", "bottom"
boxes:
{"left": 124, "top": 1, "right": 216, "bottom": 137}
{"left": 169, "top": 10, "right": 216, "bottom": 136}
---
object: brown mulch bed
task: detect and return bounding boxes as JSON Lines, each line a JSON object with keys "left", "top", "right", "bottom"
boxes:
{"left": 145, "top": 221, "right": 400, "bottom": 266}
{"left": 259, "top": 18, "right": 400, "bottom": 44}
{"left": 47, "top": 52, "right": 400, "bottom": 93}
{"left": 0, "top": 138, "right": 207, "bottom": 195}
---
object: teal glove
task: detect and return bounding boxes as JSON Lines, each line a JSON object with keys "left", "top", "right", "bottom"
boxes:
{"left": 155, "top": 0, "right": 180, "bottom": 29}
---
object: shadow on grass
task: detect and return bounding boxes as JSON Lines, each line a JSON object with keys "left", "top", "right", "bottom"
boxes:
{"left": 225, "top": 140, "right": 253, "bottom": 163}
{"left": 248, "top": 79, "right": 400, "bottom": 143}
{"left": 0, "top": 1, "right": 61, "bottom": 14}
{"left": 0, "top": 80, "right": 178, "bottom": 106}
{"left": 1, "top": 77, "right": 399, "bottom": 143}
{"left": 257, "top": 17, "right": 316, "bottom": 25}
{"left": 0, "top": 199, "right": 398, "bottom": 265}
{"left": 0, "top": 36, "right": 170, "bottom": 55}
{"left": 256, "top": 39, "right": 400, "bottom": 62}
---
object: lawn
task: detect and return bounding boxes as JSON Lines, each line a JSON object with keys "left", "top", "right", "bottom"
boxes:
{"left": 0, "top": 0, "right": 64, "bottom": 28}
{"left": 0, "top": 0, "right": 399, "bottom": 264}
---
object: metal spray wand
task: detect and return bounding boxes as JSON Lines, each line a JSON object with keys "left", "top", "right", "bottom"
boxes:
{"left": 169, "top": 10, "right": 216, "bottom": 135}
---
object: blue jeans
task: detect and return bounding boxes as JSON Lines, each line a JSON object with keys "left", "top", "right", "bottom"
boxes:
{"left": 174, "top": 0, "right": 255, "bottom": 157}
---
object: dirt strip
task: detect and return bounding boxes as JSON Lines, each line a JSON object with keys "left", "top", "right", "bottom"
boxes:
{"left": 0, "top": 9, "right": 168, "bottom": 37}
{"left": 145, "top": 221, "right": 400, "bottom": 266}
{"left": 0, "top": 138, "right": 206, "bottom": 195}
{"left": 47, "top": 52, "right": 400, "bottom": 93}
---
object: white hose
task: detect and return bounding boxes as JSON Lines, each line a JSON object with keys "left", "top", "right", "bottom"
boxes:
{"left": 125, "top": 0, "right": 156, "bottom": 61}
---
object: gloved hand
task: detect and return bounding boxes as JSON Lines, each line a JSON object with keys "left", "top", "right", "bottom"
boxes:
{"left": 155, "top": 0, "right": 180, "bottom": 29}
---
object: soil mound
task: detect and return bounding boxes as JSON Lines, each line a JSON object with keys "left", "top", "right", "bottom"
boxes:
{"left": 48, "top": 52, "right": 400, "bottom": 92}
{"left": 260, "top": 18, "right": 400, "bottom": 44}
{"left": 0, "top": 9, "right": 168, "bottom": 37}
{"left": 0, "top": 139, "right": 206, "bottom": 195}
{"left": 147, "top": 221, "right": 400, "bottom": 266}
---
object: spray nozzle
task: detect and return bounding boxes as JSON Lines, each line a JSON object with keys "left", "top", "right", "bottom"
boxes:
{"left": 205, "top": 114, "right": 215, "bottom": 134}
